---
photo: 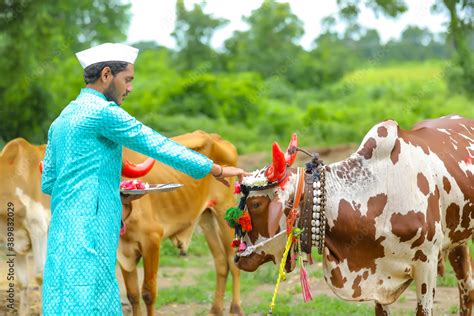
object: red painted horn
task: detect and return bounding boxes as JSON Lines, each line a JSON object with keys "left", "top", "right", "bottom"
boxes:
{"left": 265, "top": 142, "right": 286, "bottom": 183}
{"left": 285, "top": 133, "right": 298, "bottom": 167}
{"left": 40, "top": 159, "right": 155, "bottom": 178}
{"left": 122, "top": 158, "right": 155, "bottom": 178}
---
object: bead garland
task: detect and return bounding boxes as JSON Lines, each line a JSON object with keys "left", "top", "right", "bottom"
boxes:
{"left": 310, "top": 166, "right": 326, "bottom": 254}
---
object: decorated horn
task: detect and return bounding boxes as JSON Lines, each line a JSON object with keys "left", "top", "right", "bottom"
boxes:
{"left": 285, "top": 133, "right": 298, "bottom": 166}
{"left": 40, "top": 158, "right": 156, "bottom": 178}
{"left": 265, "top": 142, "right": 286, "bottom": 183}
{"left": 121, "top": 158, "right": 155, "bottom": 178}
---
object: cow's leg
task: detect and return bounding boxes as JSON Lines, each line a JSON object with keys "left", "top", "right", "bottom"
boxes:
{"left": 413, "top": 258, "right": 437, "bottom": 316}
{"left": 141, "top": 231, "right": 162, "bottom": 316}
{"left": 15, "top": 253, "right": 29, "bottom": 316}
{"left": 199, "top": 209, "right": 229, "bottom": 316}
{"left": 120, "top": 262, "right": 142, "bottom": 316}
{"left": 213, "top": 208, "right": 242, "bottom": 315}
{"left": 448, "top": 244, "right": 474, "bottom": 316}
{"left": 375, "top": 302, "right": 390, "bottom": 315}
{"left": 30, "top": 227, "right": 48, "bottom": 286}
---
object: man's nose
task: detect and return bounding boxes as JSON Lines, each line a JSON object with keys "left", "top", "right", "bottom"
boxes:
{"left": 127, "top": 84, "right": 133, "bottom": 94}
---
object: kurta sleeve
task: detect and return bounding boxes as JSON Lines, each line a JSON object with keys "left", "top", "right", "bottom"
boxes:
{"left": 41, "top": 125, "right": 57, "bottom": 195}
{"left": 99, "top": 104, "right": 213, "bottom": 180}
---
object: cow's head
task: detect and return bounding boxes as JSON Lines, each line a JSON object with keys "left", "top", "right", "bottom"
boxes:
{"left": 232, "top": 134, "right": 301, "bottom": 272}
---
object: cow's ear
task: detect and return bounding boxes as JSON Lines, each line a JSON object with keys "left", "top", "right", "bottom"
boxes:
{"left": 1, "top": 140, "right": 20, "bottom": 164}
{"left": 268, "top": 196, "right": 283, "bottom": 238}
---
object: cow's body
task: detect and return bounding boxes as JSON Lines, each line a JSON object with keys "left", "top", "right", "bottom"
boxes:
{"left": 235, "top": 115, "right": 473, "bottom": 315}
{"left": 0, "top": 138, "right": 51, "bottom": 314}
{"left": 119, "top": 131, "right": 242, "bottom": 316}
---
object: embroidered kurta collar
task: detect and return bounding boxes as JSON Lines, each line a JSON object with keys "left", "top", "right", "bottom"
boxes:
{"left": 81, "top": 88, "right": 107, "bottom": 101}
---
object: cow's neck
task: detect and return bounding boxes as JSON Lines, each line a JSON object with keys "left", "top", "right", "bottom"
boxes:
{"left": 321, "top": 154, "right": 380, "bottom": 265}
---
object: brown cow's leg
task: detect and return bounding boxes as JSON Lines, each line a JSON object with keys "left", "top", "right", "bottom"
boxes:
{"left": 120, "top": 263, "right": 142, "bottom": 316}
{"left": 141, "top": 232, "right": 162, "bottom": 316}
{"left": 375, "top": 302, "right": 390, "bottom": 316}
{"left": 448, "top": 244, "right": 474, "bottom": 316}
{"left": 214, "top": 208, "right": 242, "bottom": 315}
{"left": 199, "top": 209, "right": 228, "bottom": 316}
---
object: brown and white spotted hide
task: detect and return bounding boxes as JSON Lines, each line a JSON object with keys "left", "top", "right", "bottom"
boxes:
{"left": 236, "top": 115, "right": 473, "bottom": 315}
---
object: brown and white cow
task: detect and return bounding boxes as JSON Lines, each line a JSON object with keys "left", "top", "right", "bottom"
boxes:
{"left": 0, "top": 138, "right": 51, "bottom": 315}
{"left": 234, "top": 115, "right": 473, "bottom": 315}
{"left": 118, "top": 131, "right": 242, "bottom": 316}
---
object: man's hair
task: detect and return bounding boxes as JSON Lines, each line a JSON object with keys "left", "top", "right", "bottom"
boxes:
{"left": 83, "top": 61, "right": 129, "bottom": 84}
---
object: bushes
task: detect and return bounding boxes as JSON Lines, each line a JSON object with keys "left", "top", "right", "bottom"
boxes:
{"left": 132, "top": 59, "right": 472, "bottom": 154}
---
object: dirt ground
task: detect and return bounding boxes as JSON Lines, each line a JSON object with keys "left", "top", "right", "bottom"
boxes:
{"left": 0, "top": 145, "right": 460, "bottom": 315}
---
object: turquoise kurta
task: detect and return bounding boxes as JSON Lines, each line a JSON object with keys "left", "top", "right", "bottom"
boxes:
{"left": 41, "top": 88, "right": 213, "bottom": 315}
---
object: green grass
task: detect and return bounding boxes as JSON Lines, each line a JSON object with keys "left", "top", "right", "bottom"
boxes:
{"left": 438, "top": 241, "right": 474, "bottom": 287}
{"left": 158, "top": 234, "right": 212, "bottom": 268}
{"left": 449, "top": 304, "right": 459, "bottom": 314}
{"left": 245, "top": 292, "right": 374, "bottom": 316}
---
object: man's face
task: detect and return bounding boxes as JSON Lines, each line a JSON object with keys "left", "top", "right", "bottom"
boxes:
{"left": 104, "top": 64, "right": 134, "bottom": 105}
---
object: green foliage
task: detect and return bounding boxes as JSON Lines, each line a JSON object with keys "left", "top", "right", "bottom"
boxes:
{"left": 224, "top": 0, "right": 305, "bottom": 81}
{"left": 0, "top": 0, "right": 130, "bottom": 143}
{"left": 336, "top": 0, "right": 473, "bottom": 95}
{"left": 172, "top": 0, "right": 228, "bottom": 71}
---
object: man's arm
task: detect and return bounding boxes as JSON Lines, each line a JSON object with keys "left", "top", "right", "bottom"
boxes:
{"left": 99, "top": 104, "right": 213, "bottom": 179}
{"left": 41, "top": 125, "right": 57, "bottom": 195}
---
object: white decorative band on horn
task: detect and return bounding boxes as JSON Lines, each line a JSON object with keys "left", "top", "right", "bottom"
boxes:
{"left": 241, "top": 168, "right": 269, "bottom": 187}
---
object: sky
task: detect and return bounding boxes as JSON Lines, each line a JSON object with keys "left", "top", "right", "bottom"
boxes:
{"left": 127, "top": 0, "right": 449, "bottom": 49}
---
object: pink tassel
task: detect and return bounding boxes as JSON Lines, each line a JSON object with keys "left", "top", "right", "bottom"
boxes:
{"left": 300, "top": 263, "right": 313, "bottom": 302}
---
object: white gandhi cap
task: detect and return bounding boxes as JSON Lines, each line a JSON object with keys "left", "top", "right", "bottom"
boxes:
{"left": 75, "top": 43, "right": 139, "bottom": 69}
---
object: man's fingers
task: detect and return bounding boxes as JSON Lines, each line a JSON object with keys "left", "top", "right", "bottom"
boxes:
{"left": 217, "top": 177, "right": 230, "bottom": 187}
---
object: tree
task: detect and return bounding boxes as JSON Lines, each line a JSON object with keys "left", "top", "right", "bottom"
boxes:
{"left": 171, "top": 0, "right": 228, "bottom": 71}
{"left": 0, "top": 0, "right": 131, "bottom": 143}
{"left": 433, "top": 0, "right": 473, "bottom": 95}
{"left": 224, "top": 0, "right": 304, "bottom": 81}
{"left": 335, "top": 0, "right": 474, "bottom": 96}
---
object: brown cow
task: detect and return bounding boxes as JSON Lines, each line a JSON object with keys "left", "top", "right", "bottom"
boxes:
{"left": 233, "top": 115, "right": 473, "bottom": 315}
{"left": 118, "top": 131, "right": 242, "bottom": 316}
{"left": 0, "top": 138, "right": 51, "bottom": 315}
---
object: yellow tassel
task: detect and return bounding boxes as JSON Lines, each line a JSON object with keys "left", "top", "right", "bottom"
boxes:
{"left": 268, "top": 231, "right": 294, "bottom": 314}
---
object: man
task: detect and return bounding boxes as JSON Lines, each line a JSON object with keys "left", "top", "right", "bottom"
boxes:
{"left": 41, "top": 43, "right": 247, "bottom": 315}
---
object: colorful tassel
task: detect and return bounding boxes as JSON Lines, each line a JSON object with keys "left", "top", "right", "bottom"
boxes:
{"left": 238, "top": 241, "right": 247, "bottom": 252}
{"left": 234, "top": 181, "right": 241, "bottom": 194}
{"left": 224, "top": 207, "right": 243, "bottom": 228}
{"left": 237, "top": 211, "right": 252, "bottom": 232}
{"left": 231, "top": 239, "right": 241, "bottom": 248}
{"left": 300, "top": 261, "right": 313, "bottom": 302}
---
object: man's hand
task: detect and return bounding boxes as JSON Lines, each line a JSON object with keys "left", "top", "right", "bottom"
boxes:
{"left": 210, "top": 164, "right": 251, "bottom": 187}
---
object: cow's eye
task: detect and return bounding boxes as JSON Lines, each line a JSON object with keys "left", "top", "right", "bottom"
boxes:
{"left": 251, "top": 202, "right": 261, "bottom": 209}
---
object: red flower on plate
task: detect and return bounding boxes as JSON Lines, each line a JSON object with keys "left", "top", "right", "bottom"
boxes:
{"left": 120, "top": 179, "right": 148, "bottom": 190}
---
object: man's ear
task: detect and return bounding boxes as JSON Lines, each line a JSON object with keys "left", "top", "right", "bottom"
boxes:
{"left": 100, "top": 66, "right": 113, "bottom": 83}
